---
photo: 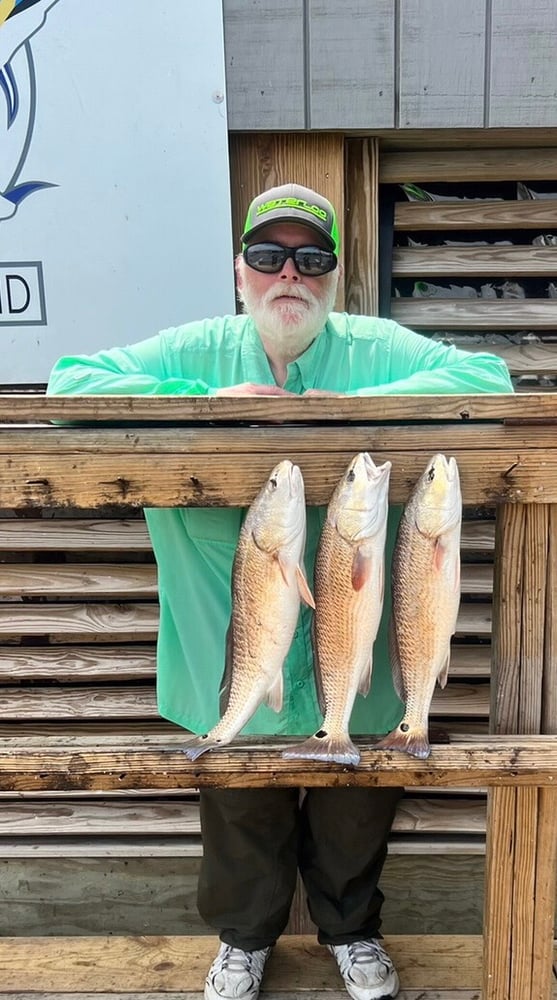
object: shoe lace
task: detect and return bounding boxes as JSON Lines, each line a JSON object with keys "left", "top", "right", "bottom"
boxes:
{"left": 217, "top": 946, "right": 269, "bottom": 978}
{"left": 338, "top": 939, "right": 388, "bottom": 976}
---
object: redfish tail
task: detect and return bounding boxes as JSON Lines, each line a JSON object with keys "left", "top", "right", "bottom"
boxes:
{"left": 180, "top": 735, "right": 227, "bottom": 761}
{"left": 282, "top": 730, "right": 361, "bottom": 767}
{"left": 376, "top": 723, "right": 431, "bottom": 759}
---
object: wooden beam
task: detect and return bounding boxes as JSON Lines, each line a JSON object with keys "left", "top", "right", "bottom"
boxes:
{"left": 394, "top": 198, "right": 557, "bottom": 231}
{"left": 392, "top": 246, "right": 557, "bottom": 277}
{"left": 0, "top": 736, "right": 552, "bottom": 791}
{"left": 391, "top": 299, "right": 557, "bottom": 329}
{"left": 380, "top": 148, "right": 557, "bottom": 183}
{"left": 345, "top": 137, "right": 379, "bottom": 315}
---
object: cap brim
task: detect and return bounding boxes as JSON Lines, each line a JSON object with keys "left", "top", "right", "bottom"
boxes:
{"left": 241, "top": 216, "right": 336, "bottom": 252}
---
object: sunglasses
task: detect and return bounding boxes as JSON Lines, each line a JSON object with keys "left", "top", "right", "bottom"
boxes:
{"left": 243, "top": 242, "right": 338, "bottom": 277}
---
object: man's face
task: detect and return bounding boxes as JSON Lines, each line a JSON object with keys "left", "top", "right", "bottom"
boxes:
{"left": 236, "top": 221, "right": 340, "bottom": 356}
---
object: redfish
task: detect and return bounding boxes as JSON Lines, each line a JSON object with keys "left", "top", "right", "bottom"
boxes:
{"left": 283, "top": 452, "right": 391, "bottom": 766}
{"left": 181, "top": 460, "right": 314, "bottom": 761}
{"left": 376, "top": 454, "right": 462, "bottom": 760}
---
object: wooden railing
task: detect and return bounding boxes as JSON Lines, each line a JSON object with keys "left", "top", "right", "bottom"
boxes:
{"left": 0, "top": 392, "right": 555, "bottom": 1000}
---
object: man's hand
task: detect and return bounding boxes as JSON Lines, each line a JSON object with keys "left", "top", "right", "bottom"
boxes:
{"left": 214, "top": 383, "right": 296, "bottom": 396}
{"left": 303, "top": 388, "right": 344, "bottom": 397}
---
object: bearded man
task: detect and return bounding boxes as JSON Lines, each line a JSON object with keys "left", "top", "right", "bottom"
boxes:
{"left": 48, "top": 183, "right": 513, "bottom": 1000}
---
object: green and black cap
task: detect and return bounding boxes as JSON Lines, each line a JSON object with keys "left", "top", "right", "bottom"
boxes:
{"left": 241, "top": 183, "right": 340, "bottom": 255}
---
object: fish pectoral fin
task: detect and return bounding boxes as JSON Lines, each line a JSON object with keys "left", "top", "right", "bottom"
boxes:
{"left": 265, "top": 671, "right": 284, "bottom": 713}
{"left": 434, "top": 537, "right": 461, "bottom": 594}
{"left": 437, "top": 648, "right": 450, "bottom": 690}
{"left": 389, "top": 618, "right": 406, "bottom": 703}
{"left": 351, "top": 548, "right": 373, "bottom": 591}
{"left": 358, "top": 658, "right": 372, "bottom": 697}
{"left": 296, "top": 564, "right": 315, "bottom": 608}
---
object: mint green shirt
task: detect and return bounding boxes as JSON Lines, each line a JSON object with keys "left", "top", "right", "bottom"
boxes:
{"left": 48, "top": 312, "right": 513, "bottom": 736}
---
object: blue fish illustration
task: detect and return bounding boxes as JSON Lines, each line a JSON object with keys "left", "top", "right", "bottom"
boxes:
{"left": 0, "top": 0, "right": 60, "bottom": 221}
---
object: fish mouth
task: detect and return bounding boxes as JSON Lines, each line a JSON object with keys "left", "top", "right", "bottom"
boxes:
{"left": 349, "top": 452, "right": 391, "bottom": 483}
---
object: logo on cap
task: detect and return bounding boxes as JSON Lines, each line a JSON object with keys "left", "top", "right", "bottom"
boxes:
{"left": 255, "top": 197, "right": 329, "bottom": 223}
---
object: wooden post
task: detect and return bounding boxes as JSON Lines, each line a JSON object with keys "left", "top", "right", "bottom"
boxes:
{"left": 484, "top": 502, "right": 557, "bottom": 1000}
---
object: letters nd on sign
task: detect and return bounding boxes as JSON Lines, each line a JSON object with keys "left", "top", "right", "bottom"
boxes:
{"left": 0, "top": 261, "right": 46, "bottom": 325}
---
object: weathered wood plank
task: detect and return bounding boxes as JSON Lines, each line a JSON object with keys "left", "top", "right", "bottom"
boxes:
{"left": 392, "top": 246, "right": 557, "bottom": 277}
{"left": 0, "top": 450, "right": 552, "bottom": 507}
{"left": 490, "top": 504, "right": 525, "bottom": 733}
{"left": 519, "top": 505, "right": 549, "bottom": 733}
{"left": 0, "top": 736, "right": 552, "bottom": 791}
{"left": 0, "top": 646, "right": 156, "bottom": 681}
{"left": 394, "top": 198, "right": 557, "bottom": 231}
{"left": 532, "top": 788, "right": 557, "bottom": 994}
{"left": 0, "top": 934, "right": 484, "bottom": 992}
{"left": 223, "top": 2, "right": 305, "bottom": 130}
{"left": 345, "top": 138, "right": 380, "bottom": 315}
{"left": 391, "top": 299, "right": 557, "bottom": 330}
{"left": 398, "top": 0, "right": 485, "bottom": 128}
{"left": 445, "top": 342, "right": 557, "bottom": 377}
{"left": 308, "top": 2, "right": 394, "bottom": 128}
{"left": 380, "top": 148, "right": 557, "bottom": 183}
{"left": 483, "top": 786, "right": 515, "bottom": 1000}
{"left": 0, "top": 519, "right": 151, "bottom": 551}
{"left": 0, "top": 564, "right": 157, "bottom": 598}
{"left": 489, "top": 1, "right": 557, "bottom": 127}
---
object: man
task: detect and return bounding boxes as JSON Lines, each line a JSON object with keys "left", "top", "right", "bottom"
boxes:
{"left": 48, "top": 182, "right": 513, "bottom": 1000}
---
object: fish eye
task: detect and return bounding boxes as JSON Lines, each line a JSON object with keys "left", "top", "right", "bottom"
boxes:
{"left": 269, "top": 477, "right": 278, "bottom": 490}
{"left": 346, "top": 469, "right": 356, "bottom": 483}
{"left": 427, "top": 467, "right": 435, "bottom": 482}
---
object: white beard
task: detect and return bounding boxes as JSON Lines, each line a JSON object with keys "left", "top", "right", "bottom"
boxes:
{"left": 238, "top": 264, "right": 338, "bottom": 361}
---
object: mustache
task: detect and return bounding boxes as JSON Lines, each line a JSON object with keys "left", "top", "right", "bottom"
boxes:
{"left": 264, "top": 284, "right": 316, "bottom": 306}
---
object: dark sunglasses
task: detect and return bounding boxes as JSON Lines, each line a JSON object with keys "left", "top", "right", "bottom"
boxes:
{"left": 243, "top": 242, "right": 338, "bottom": 277}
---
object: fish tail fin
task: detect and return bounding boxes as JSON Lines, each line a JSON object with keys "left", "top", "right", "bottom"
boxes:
{"left": 180, "top": 735, "right": 224, "bottom": 761}
{"left": 282, "top": 730, "right": 360, "bottom": 767}
{"left": 376, "top": 722, "right": 431, "bottom": 759}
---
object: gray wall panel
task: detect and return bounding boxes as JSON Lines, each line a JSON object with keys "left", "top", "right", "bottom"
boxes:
{"left": 308, "top": 0, "right": 395, "bottom": 129}
{"left": 223, "top": 0, "right": 305, "bottom": 130}
{"left": 398, "top": 0, "right": 487, "bottom": 128}
{"left": 489, "top": 0, "right": 557, "bottom": 126}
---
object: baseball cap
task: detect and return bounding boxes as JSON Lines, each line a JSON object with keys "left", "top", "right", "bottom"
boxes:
{"left": 241, "top": 182, "right": 340, "bottom": 255}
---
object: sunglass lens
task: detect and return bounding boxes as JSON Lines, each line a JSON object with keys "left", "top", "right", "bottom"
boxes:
{"left": 294, "top": 248, "right": 335, "bottom": 276}
{"left": 244, "top": 244, "right": 285, "bottom": 273}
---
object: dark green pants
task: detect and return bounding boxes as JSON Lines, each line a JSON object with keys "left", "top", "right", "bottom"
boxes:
{"left": 197, "top": 785, "right": 403, "bottom": 951}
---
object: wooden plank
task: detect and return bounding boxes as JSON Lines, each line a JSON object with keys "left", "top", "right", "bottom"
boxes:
{"left": 531, "top": 788, "right": 557, "bottom": 996}
{"left": 490, "top": 504, "right": 525, "bottom": 733}
{"left": 509, "top": 787, "right": 538, "bottom": 997}
{"left": 345, "top": 137, "right": 380, "bottom": 315}
{"left": 461, "top": 521, "right": 495, "bottom": 551}
{"left": 0, "top": 736, "right": 552, "bottom": 791}
{"left": 0, "top": 934, "right": 483, "bottom": 992}
{"left": 390, "top": 298, "right": 557, "bottom": 330}
{"left": 519, "top": 505, "right": 548, "bottom": 733}
{"left": 398, "top": 0, "right": 485, "bottom": 128}
{"left": 394, "top": 198, "right": 557, "bottom": 231}
{"left": 228, "top": 133, "right": 345, "bottom": 309}
{"left": 380, "top": 148, "right": 557, "bottom": 183}
{"left": 483, "top": 786, "right": 515, "bottom": 1000}
{"left": 0, "top": 449, "right": 555, "bottom": 507}
{"left": 0, "top": 564, "right": 157, "bottom": 598}
{"left": 392, "top": 246, "right": 557, "bottom": 277}
{"left": 0, "top": 600, "right": 491, "bottom": 640}
{"left": 223, "top": 2, "right": 305, "bottom": 129}
{"left": 308, "top": 2, "right": 394, "bottom": 128}
{"left": 0, "top": 518, "right": 151, "bottom": 551}
{"left": 0, "top": 646, "right": 156, "bottom": 681}
{"left": 543, "top": 504, "right": 557, "bottom": 733}
{"left": 0, "top": 687, "right": 157, "bottom": 720}
{"left": 1, "top": 391, "right": 557, "bottom": 423}
{"left": 446, "top": 342, "right": 557, "bottom": 377}
{"left": 489, "top": 1, "right": 557, "bottom": 127}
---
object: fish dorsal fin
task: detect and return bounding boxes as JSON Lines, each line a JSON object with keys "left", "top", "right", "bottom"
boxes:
{"left": 219, "top": 620, "right": 235, "bottom": 715}
{"left": 358, "top": 658, "right": 373, "bottom": 697}
{"left": 296, "top": 564, "right": 315, "bottom": 608}
{"left": 437, "top": 647, "right": 450, "bottom": 690}
{"left": 352, "top": 548, "right": 373, "bottom": 591}
{"left": 265, "top": 670, "right": 284, "bottom": 713}
{"left": 389, "top": 618, "right": 406, "bottom": 703}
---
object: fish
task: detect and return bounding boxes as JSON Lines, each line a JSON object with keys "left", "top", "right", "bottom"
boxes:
{"left": 181, "top": 460, "right": 314, "bottom": 761}
{"left": 376, "top": 453, "right": 462, "bottom": 760}
{"left": 283, "top": 452, "right": 391, "bottom": 767}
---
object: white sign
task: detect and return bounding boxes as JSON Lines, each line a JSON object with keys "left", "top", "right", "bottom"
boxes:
{"left": 0, "top": 0, "right": 234, "bottom": 383}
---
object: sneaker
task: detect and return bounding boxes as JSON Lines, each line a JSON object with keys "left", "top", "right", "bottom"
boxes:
{"left": 328, "top": 939, "right": 399, "bottom": 1000}
{"left": 204, "top": 943, "right": 272, "bottom": 1000}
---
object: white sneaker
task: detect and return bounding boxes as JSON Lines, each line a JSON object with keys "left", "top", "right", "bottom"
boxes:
{"left": 328, "top": 939, "right": 400, "bottom": 1000}
{"left": 204, "top": 943, "right": 272, "bottom": 1000}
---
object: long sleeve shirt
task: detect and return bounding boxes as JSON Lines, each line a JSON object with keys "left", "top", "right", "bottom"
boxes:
{"left": 47, "top": 312, "right": 513, "bottom": 736}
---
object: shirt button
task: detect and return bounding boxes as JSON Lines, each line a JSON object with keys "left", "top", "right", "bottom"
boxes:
{"left": 296, "top": 680, "right": 305, "bottom": 689}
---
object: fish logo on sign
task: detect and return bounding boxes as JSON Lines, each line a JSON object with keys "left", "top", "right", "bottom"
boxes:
{"left": 0, "top": 0, "right": 60, "bottom": 223}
